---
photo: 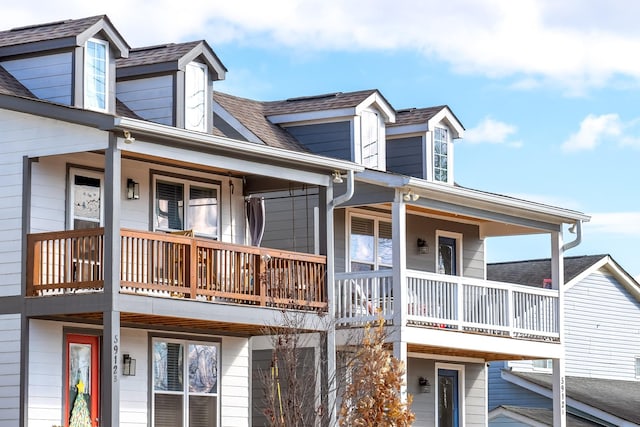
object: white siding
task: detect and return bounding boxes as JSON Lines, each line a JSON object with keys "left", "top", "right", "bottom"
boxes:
{"left": 117, "top": 76, "right": 174, "bottom": 126}
{"left": 220, "top": 337, "right": 250, "bottom": 427}
{"left": 120, "top": 328, "right": 149, "bottom": 427}
{"left": 2, "top": 52, "right": 73, "bottom": 105}
{"left": 565, "top": 270, "right": 640, "bottom": 380}
{"left": 0, "top": 314, "right": 20, "bottom": 427}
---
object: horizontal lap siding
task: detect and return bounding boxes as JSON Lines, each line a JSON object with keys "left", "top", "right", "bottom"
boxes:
{"left": 117, "top": 75, "right": 174, "bottom": 126}
{"left": 565, "top": 271, "right": 640, "bottom": 380}
{"left": 2, "top": 52, "right": 72, "bottom": 105}
{"left": 0, "top": 314, "right": 20, "bottom": 426}
{"left": 487, "top": 362, "right": 551, "bottom": 411}
{"left": 386, "top": 136, "right": 424, "bottom": 178}
{"left": 286, "top": 122, "right": 352, "bottom": 161}
{"left": 261, "top": 189, "right": 318, "bottom": 254}
{"left": 221, "top": 337, "right": 250, "bottom": 427}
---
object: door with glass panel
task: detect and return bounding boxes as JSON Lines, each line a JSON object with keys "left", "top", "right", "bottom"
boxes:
{"left": 65, "top": 334, "right": 100, "bottom": 427}
{"left": 152, "top": 338, "right": 220, "bottom": 427}
{"left": 438, "top": 368, "right": 459, "bottom": 427}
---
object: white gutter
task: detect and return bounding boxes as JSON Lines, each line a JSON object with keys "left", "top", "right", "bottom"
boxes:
{"left": 562, "top": 220, "right": 582, "bottom": 251}
{"left": 332, "top": 170, "right": 355, "bottom": 207}
{"left": 113, "top": 117, "right": 364, "bottom": 174}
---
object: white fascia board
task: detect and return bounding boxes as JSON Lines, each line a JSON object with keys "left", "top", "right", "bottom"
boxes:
{"left": 114, "top": 117, "right": 363, "bottom": 173}
{"left": 78, "top": 19, "right": 130, "bottom": 58}
{"left": 355, "top": 170, "right": 590, "bottom": 224}
{"left": 355, "top": 91, "right": 396, "bottom": 123}
{"left": 267, "top": 107, "right": 356, "bottom": 124}
{"left": 429, "top": 107, "right": 464, "bottom": 139}
{"left": 212, "top": 100, "right": 263, "bottom": 144}
{"left": 178, "top": 44, "right": 227, "bottom": 80}
{"left": 566, "top": 255, "right": 640, "bottom": 300}
{"left": 386, "top": 124, "right": 428, "bottom": 137}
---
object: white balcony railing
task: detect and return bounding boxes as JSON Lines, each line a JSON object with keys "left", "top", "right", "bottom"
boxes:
{"left": 335, "top": 270, "right": 559, "bottom": 341}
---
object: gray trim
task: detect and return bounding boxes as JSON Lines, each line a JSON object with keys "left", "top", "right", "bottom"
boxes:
{"left": 0, "top": 296, "right": 23, "bottom": 314}
{"left": 25, "top": 293, "right": 108, "bottom": 316}
{"left": 0, "top": 38, "right": 77, "bottom": 57}
{"left": 20, "top": 314, "right": 28, "bottom": 427}
{"left": 116, "top": 63, "right": 179, "bottom": 78}
{"left": 175, "top": 69, "right": 185, "bottom": 128}
{"left": 21, "top": 156, "right": 32, "bottom": 298}
{"left": 101, "top": 310, "right": 120, "bottom": 426}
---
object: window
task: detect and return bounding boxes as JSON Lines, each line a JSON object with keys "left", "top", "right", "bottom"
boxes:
{"left": 635, "top": 357, "right": 640, "bottom": 378}
{"left": 154, "top": 176, "right": 220, "bottom": 238}
{"left": 85, "top": 38, "right": 108, "bottom": 111}
{"left": 532, "top": 359, "right": 552, "bottom": 370}
{"left": 152, "top": 337, "right": 219, "bottom": 427}
{"left": 433, "top": 127, "right": 449, "bottom": 182}
{"left": 436, "top": 231, "right": 462, "bottom": 276}
{"left": 349, "top": 214, "right": 392, "bottom": 271}
{"left": 185, "top": 62, "right": 207, "bottom": 131}
{"left": 361, "top": 110, "right": 380, "bottom": 169}
{"left": 69, "top": 168, "right": 103, "bottom": 229}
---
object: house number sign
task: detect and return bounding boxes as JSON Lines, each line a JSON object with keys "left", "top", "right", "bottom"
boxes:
{"left": 112, "top": 334, "right": 119, "bottom": 382}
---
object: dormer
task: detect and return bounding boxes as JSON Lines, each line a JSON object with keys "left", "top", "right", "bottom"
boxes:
{"left": 116, "top": 41, "right": 226, "bottom": 133}
{"left": 0, "top": 15, "right": 129, "bottom": 113}
{"left": 386, "top": 106, "right": 464, "bottom": 184}
{"left": 265, "top": 90, "right": 395, "bottom": 171}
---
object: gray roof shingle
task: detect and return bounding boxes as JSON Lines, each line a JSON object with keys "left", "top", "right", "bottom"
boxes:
{"left": 0, "top": 65, "right": 34, "bottom": 97}
{"left": 390, "top": 106, "right": 445, "bottom": 127}
{"left": 494, "top": 405, "right": 601, "bottom": 426}
{"left": 213, "top": 92, "right": 309, "bottom": 152}
{"left": 487, "top": 255, "right": 607, "bottom": 288}
{"left": 0, "top": 15, "right": 106, "bottom": 48}
{"left": 263, "top": 89, "right": 381, "bottom": 116}
{"left": 116, "top": 41, "right": 204, "bottom": 68}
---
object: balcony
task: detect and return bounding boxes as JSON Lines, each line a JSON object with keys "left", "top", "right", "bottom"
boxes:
{"left": 335, "top": 270, "right": 559, "bottom": 342}
{"left": 26, "top": 228, "right": 327, "bottom": 311}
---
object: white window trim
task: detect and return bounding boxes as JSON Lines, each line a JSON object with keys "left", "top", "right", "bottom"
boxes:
{"left": 635, "top": 356, "right": 640, "bottom": 379}
{"left": 346, "top": 209, "right": 392, "bottom": 272}
{"left": 84, "top": 38, "right": 109, "bottom": 112}
{"left": 432, "top": 125, "right": 453, "bottom": 184}
{"left": 532, "top": 359, "right": 553, "bottom": 372}
{"left": 151, "top": 336, "right": 220, "bottom": 427}
{"left": 434, "top": 363, "right": 465, "bottom": 427}
{"left": 435, "top": 230, "right": 463, "bottom": 276}
{"left": 152, "top": 174, "right": 221, "bottom": 239}
{"left": 68, "top": 167, "right": 104, "bottom": 229}
{"left": 185, "top": 61, "right": 208, "bottom": 132}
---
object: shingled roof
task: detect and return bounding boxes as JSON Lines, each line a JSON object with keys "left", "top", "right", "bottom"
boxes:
{"left": 213, "top": 92, "right": 308, "bottom": 152}
{"left": 492, "top": 405, "right": 601, "bottom": 426}
{"left": 390, "top": 106, "right": 446, "bottom": 127}
{"left": 0, "top": 15, "right": 105, "bottom": 48}
{"left": 487, "top": 255, "right": 607, "bottom": 287}
{"left": 0, "top": 65, "right": 34, "bottom": 97}
{"left": 263, "top": 89, "right": 382, "bottom": 116}
{"left": 117, "top": 41, "right": 203, "bottom": 68}
{"left": 509, "top": 371, "right": 640, "bottom": 425}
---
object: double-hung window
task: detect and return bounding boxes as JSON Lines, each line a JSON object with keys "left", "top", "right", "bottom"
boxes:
{"left": 433, "top": 127, "right": 449, "bottom": 183}
{"left": 152, "top": 337, "right": 220, "bottom": 427}
{"left": 154, "top": 176, "right": 220, "bottom": 238}
{"left": 85, "top": 38, "right": 108, "bottom": 111}
{"left": 349, "top": 214, "right": 392, "bottom": 272}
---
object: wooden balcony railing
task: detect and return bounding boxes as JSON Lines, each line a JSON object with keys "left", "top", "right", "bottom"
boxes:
{"left": 335, "top": 269, "right": 559, "bottom": 341}
{"left": 27, "top": 228, "right": 327, "bottom": 311}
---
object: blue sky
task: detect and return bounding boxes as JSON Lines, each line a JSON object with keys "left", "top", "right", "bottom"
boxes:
{"left": 5, "top": 1, "right": 640, "bottom": 277}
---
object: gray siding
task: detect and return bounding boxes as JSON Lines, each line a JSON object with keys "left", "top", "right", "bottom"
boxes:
{"left": 213, "top": 113, "right": 248, "bottom": 141}
{"left": 565, "top": 270, "right": 640, "bottom": 380}
{"left": 2, "top": 52, "right": 73, "bottom": 105}
{"left": 386, "top": 136, "right": 424, "bottom": 178}
{"left": 286, "top": 121, "right": 352, "bottom": 161}
{"left": 116, "top": 75, "right": 174, "bottom": 125}
{"left": 487, "top": 362, "right": 551, "bottom": 411}
{"left": 334, "top": 209, "right": 346, "bottom": 273}
{"left": 490, "top": 414, "right": 530, "bottom": 426}
{"left": 261, "top": 189, "right": 319, "bottom": 254}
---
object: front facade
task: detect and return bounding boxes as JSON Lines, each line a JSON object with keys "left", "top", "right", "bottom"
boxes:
{"left": 0, "top": 14, "right": 591, "bottom": 427}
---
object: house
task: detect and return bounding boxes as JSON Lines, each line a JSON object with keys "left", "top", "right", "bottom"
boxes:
{"left": 487, "top": 255, "right": 640, "bottom": 426}
{"left": 213, "top": 91, "right": 590, "bottom": 426}
{"left": 0, "top": 14, "right": 591, "bottom": 427}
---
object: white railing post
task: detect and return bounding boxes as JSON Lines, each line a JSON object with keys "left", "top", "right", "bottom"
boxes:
{"left": 456, "top": 278, "right": 463, "bottom": 330}
{"left": 507, "top": 287, "right": 514, "bottom": 337}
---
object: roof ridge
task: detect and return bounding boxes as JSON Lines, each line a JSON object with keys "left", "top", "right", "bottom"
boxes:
{"left": 8, "top": 14, "right": 105, "bottom": 32}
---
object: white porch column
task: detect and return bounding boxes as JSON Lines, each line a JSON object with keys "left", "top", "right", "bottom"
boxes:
{"left": 392, "top": 198, "right": 408, "bottom": 398}
{"left": 323, "top": 184, "right": 337, "bottom": 427}
{"left": 551, "top": 229, "right": 566, "bottom": 427}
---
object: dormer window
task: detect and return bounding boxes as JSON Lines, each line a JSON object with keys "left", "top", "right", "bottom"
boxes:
{"left": 185, "top": 62, "right": 207, "bottom": 131}
{"left": 84, "top": 38, "right": 108, "bottom": 111}
{"left": 434, "top": 127, "right": 450, "bottom": 182}
{"left": 360, "top": 109, "right": 385, "bottom": 170}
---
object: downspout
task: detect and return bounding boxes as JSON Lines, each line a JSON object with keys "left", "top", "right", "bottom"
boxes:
{"left": 331, "top": 170, "right": 355, "bottom": 207}
{"left": 562, "top": 220, "right": 582, "bottom": 251}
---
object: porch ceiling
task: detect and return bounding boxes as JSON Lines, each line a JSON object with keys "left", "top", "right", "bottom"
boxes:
{"left": 407, "top": 343, "right": 539, "bottom": 362}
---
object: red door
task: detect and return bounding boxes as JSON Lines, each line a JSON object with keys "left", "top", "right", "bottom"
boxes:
{"left": 65, "top": 334, "right": 100, "bottom": 427}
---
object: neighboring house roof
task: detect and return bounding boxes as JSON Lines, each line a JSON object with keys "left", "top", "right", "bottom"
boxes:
{"left": 0, "top": 65, "right": 34, "bottom": 98}
{"left": 213, "top": 92, "right": 309, "bottom": 152}
{"left": 487, "top": 255, "right": 608, "bottom": 288}
{"left": 490, "top": 405, "right": 601, "bottom": 427}
{"left": 509, "top": 371, "right": 640, "bottom": 425}
{"left": 0, "top": 15, "right": 129, "bottom": 57}
{"left": 116, "top": 40, "right": 227, "bottom": 79}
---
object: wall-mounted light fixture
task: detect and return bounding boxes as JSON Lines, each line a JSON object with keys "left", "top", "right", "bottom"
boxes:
{"left": 418, "top": 376, "right": 431, "bottom": 393}
{"left": 123, "top": 354, "right": 136, "bottom": 376}
{"left": 417, "top": 238, "right": 429, "bottom": 255}
{"left": 123, "top": 130, "right": 135, "bottom": 144}
{"left": 332, "top": 170, "right": 344, "bottom": 184}
{"left": 403, "top": 190, "right": 419, "bottom": 202}
{"left": 127, "top": 179, "right": 140, "bottom": 200}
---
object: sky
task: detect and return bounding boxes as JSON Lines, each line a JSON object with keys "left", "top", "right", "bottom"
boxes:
{"left": 3, "top": 0, "right": 640, "bottom": 278}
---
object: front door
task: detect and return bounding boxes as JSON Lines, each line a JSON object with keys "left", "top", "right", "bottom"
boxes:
{"left": 438, "top": 368, "right": 459, "bottom": 427}
{"left": 65, "top": 334, "right": 100, "bottom": 427}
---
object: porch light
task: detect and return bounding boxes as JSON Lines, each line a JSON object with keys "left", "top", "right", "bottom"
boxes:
{"left": 127, "top": 179, "right": 140, "bottom": 200}
{"left": 123, "top": 354, "right": 136, "bottom": 376}
{"left": 123, "top": 130, "right": 135, "bottom": 144}
{"left": 417, "top": 238, "right": 429, "bottom": 255}
{"left": 332, "top": 170, "right": 344, "bottom": 184}
{"left": 403, "top": 190, "right": 419, "bottom": 202}
{"left": 418, "top": 376, "right": 431, "bottom": 393}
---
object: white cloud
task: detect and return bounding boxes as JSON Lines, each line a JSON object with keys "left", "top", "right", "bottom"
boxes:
{"left": 585, "top": 212, "right": 640, "bottom": 236}
{"left": 464, "top": 117, "right": 519, "bottom": 146}
{"left": 561, "top": 114, "right": 623, "bottom": 152}
{"left": 6, "top": 0, "right": 640, "bottom": 93}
